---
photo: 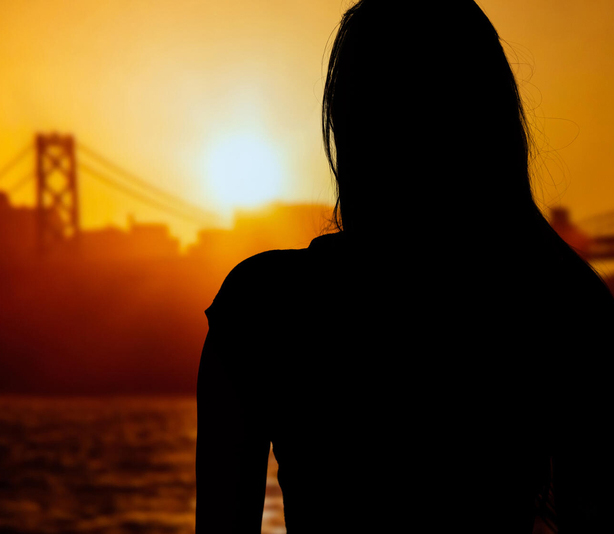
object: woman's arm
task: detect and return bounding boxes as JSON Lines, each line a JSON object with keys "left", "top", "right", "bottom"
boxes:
{"left": 195, "top": 328, "right": 270, "bottom": 534}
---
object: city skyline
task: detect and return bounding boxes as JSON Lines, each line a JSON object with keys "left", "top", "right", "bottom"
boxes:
{"left": 2, "top": 0, "right": 614, "bottom": 247}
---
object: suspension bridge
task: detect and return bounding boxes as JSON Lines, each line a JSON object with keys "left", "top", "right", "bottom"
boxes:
{"left": 1, "top": 132, "right": 614, "bottom": 259}
{"left": 0, "top": 133, "right": 216, "bottom": 254}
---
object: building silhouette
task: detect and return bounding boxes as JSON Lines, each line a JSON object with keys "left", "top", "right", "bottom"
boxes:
{"left": 0, "top": 192, "right": 181, "bottom": 263}
{"left": 79, "top": 216, "right": 180, "bottom": 261}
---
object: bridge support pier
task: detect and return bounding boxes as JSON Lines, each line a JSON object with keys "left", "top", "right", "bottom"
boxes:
{"left": 35, "top": 133, "right": 80, "bottom": 254}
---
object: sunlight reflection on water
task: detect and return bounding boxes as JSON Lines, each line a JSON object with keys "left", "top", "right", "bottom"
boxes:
{"left": 0, "top": 396, "right": 285, "bottom": 534}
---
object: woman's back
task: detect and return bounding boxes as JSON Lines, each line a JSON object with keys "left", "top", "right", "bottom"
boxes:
{"left": 198, "top": 230, "right": 614, "bottom": 532}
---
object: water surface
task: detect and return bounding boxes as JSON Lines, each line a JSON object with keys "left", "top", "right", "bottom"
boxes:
{"left": 0, "top": 396, "right": 285, "bottom": 534}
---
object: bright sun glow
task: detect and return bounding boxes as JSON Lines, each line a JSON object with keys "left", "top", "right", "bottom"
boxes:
{"left": 205, "top": 133, "right": 285, "bottom": 217}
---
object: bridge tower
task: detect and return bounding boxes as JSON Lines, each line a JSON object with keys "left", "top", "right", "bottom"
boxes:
{"left": 35, "top": 133, "right": 80, "bottom": 253}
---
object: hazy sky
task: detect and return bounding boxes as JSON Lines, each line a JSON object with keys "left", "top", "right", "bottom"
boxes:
{"left": 1, "top": 0, "right": 613, "bottom": 244}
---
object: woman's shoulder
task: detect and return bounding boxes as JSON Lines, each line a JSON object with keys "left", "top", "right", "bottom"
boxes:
{"left": 221, "top": 233, "right": 342, "bottom": 285}
{"left": 207, "top": 249, "right": 302, "bottom": 318}
{"left": 206, "top": 234, "right": 342, "bottom": 322}
{"left": 224, "top": 247, "right": 306, "bottom": 285}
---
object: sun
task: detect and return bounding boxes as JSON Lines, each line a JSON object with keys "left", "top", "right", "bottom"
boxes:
{"left": 205, "top": 133, "right": 286, "bottom": 218}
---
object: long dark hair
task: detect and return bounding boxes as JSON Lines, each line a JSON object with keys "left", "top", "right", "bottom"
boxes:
{"left": 322, "top": 0, "right": 562, "bottom": 254}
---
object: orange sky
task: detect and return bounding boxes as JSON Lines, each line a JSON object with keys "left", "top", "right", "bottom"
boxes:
{"left": 1, "top": 0, "right": 613, "bottom": 245}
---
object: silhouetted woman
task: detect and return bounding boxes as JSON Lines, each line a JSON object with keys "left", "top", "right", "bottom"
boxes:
{"left": 196, "top": 1, "right": 614, "bottom": 532}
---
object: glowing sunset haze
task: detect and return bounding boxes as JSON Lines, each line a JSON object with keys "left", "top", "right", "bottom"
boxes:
{"left": 1, "top": 0, "right": 614, "bottom": 247}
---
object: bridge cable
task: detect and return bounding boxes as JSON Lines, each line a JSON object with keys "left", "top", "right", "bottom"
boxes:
{"left": 77, "top": 142, "right": 211, "bottom": 219}
{"left": 5, "top": 172, "right": 35, "bottom": 195}
{"left": 79, "top": 162, "right": 213, "bottom": 227}
{"left": 0, "top": 144, "right": 33, "bottom": 181}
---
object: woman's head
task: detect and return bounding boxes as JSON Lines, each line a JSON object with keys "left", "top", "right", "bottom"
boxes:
{"left": 323, "top": 0, "right": 538, "bottom": 239}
